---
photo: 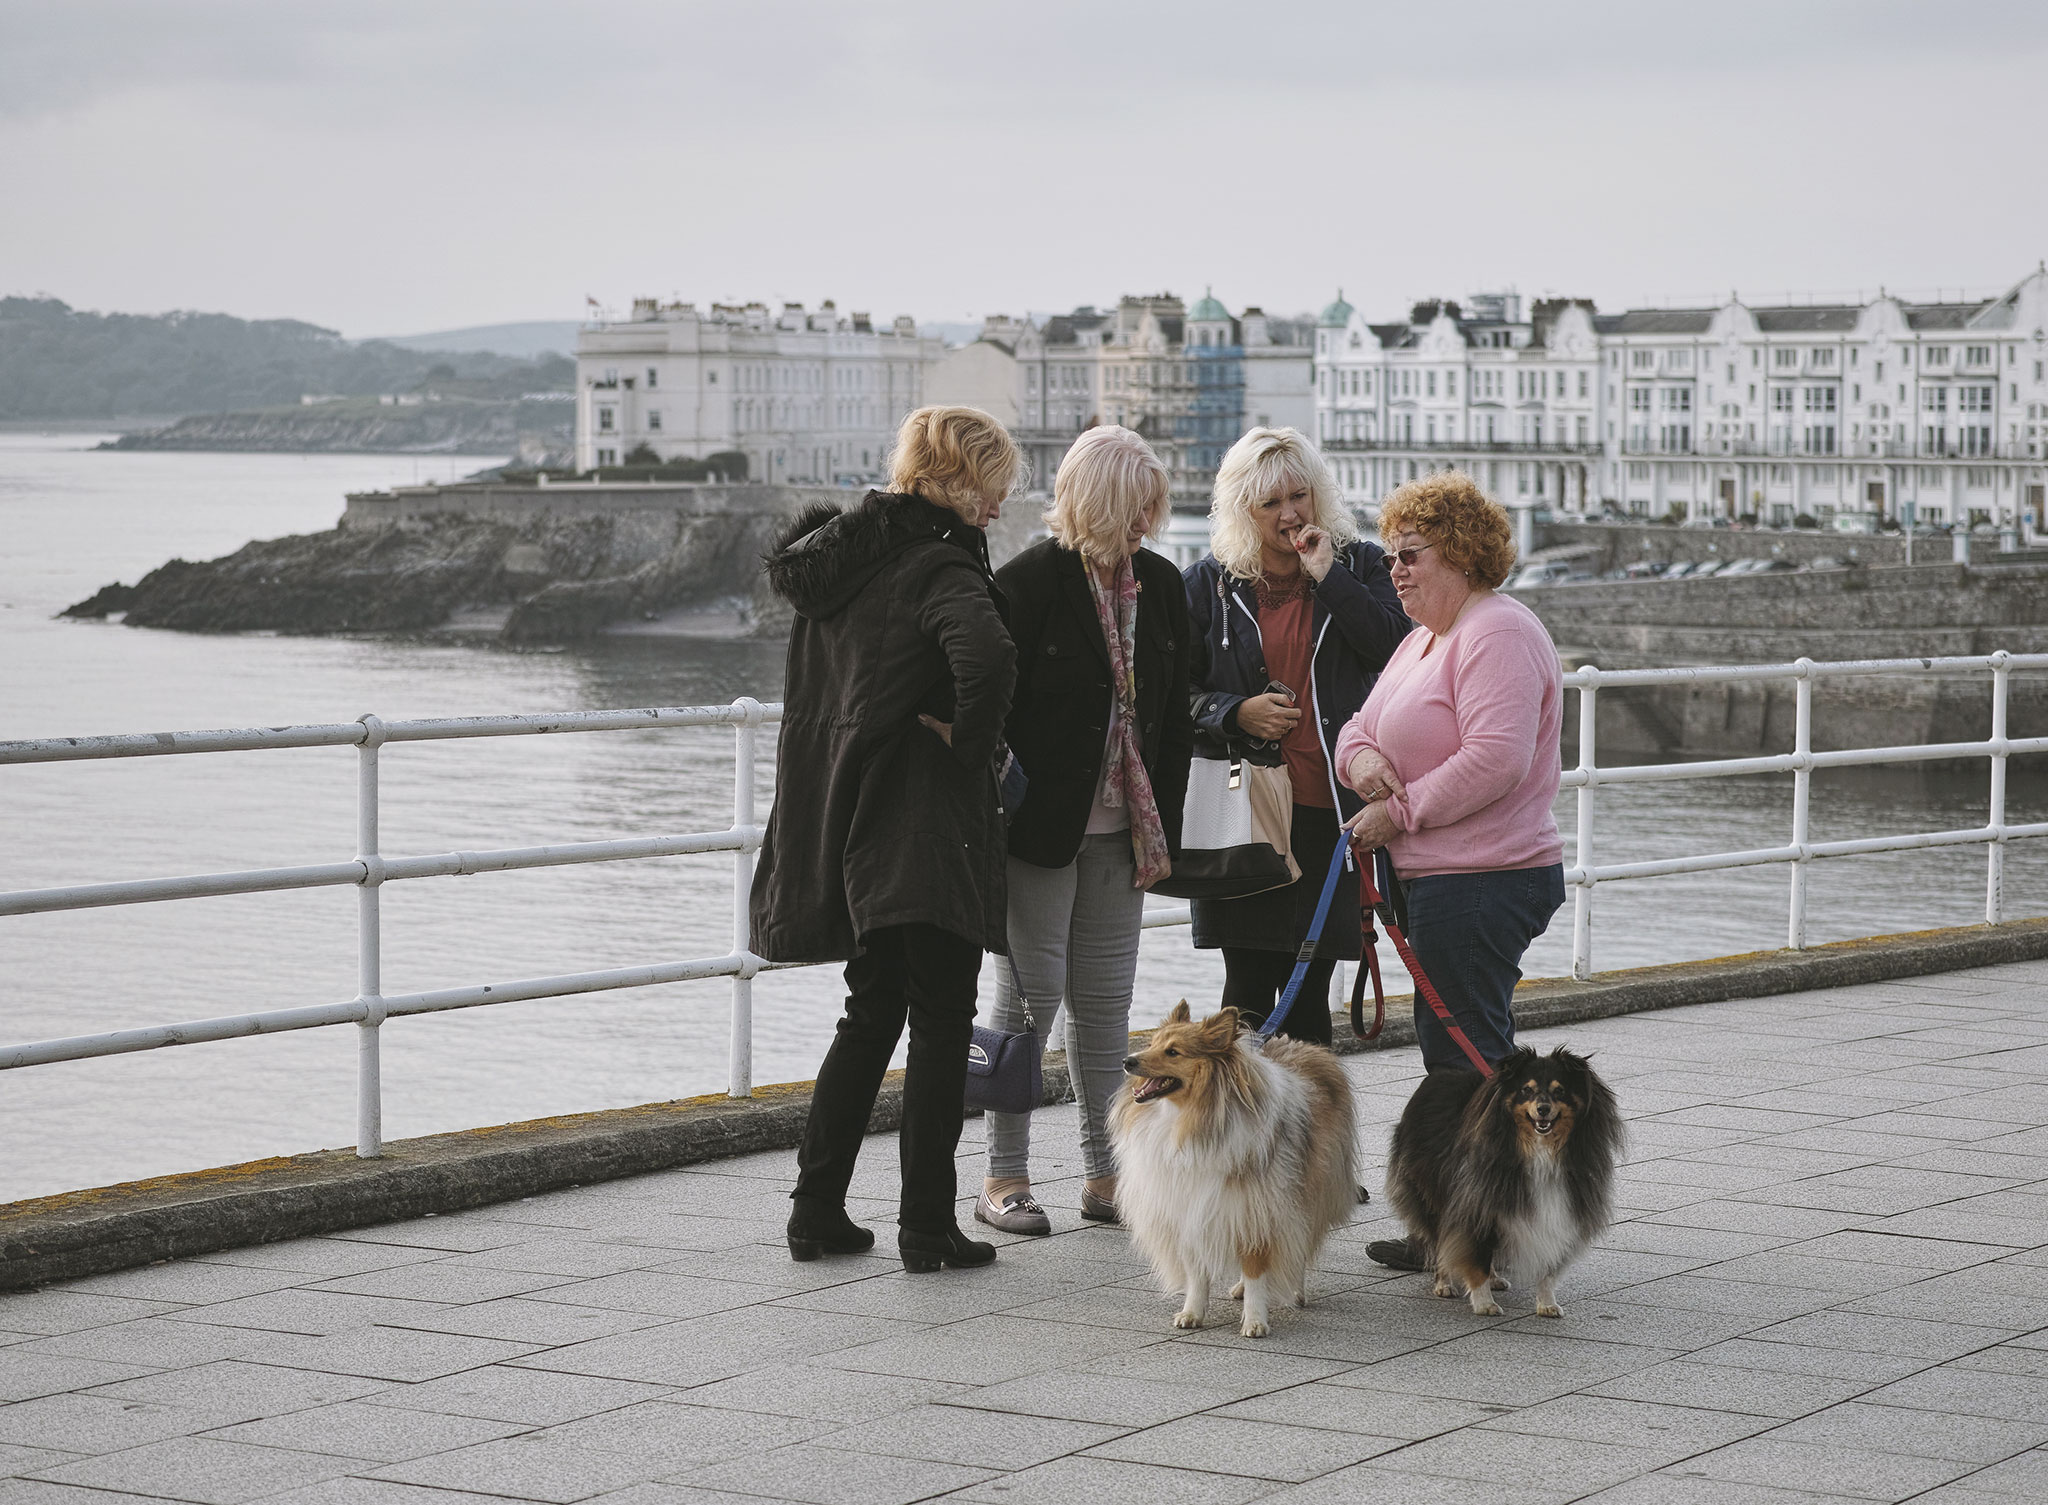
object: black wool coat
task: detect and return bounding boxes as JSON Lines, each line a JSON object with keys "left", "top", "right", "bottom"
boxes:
{"left": 995, "top": 539, "right": 1194, "bottom": 872}
{"left": 749, "top": 491, "right": 1017, "bottom": 965}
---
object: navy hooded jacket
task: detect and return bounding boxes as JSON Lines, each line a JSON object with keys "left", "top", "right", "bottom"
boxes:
{"left": 1182, "top": 541, "right": 1412, "bottom": 818}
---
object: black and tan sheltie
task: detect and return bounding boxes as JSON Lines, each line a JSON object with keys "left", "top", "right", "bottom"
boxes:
{"left": 1384, "top": 1046, "right": 1622, "bottom": 1317}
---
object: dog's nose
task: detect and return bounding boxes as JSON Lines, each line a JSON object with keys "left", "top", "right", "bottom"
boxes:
{"left": 1121, "top": 1056, "right": 1139, "bottom": 1073}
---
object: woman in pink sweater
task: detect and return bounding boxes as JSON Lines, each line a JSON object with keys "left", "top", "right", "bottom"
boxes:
{"left": 1336, "top": 473, "right": 1563, "bottom": 1063}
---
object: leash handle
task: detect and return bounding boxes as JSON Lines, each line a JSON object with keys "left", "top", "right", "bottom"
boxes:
{"left": 1358, "top": 855, "right": 1494, "bottom": 1077}
{"left": 1256, "top": 837, "right": 1352, "bottom": 1043}
{"left": 1351, "top": 919, "right": 1385, "bottom": 1041}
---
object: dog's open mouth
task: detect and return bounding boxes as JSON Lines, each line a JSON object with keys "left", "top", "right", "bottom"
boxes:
{"left": 1132, "top": 1077, "right": 1181, "bottom": 1104}
{"left": 1533, "top": 1119, "right": 1556, "bottom": 1136}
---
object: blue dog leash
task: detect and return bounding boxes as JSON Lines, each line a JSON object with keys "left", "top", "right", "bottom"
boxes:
{"left": 1253, "top": 837, "right": 1353, "bottom": 1046}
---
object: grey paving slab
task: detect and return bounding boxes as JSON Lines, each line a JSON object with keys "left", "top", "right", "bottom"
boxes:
{"left": 0, "top": 1292, "right": 186, "bottom": 1335}
{"left": 262, "top": 1481, "right": 545, "bottom": 1505}
{"left": 671, "top": 1442, "right": 995, "bottom": 1505}
{"left": 1584, "top": 1359, "right": 1882, "bottom": 1418}
{"left": 1371, "top": 1426, "right": 1669, "bottom": 1490}
{"left": 309, "top": 1264, "right": 581, "bottom": 1306}
{"left": 0, "top": 1352, "right": 156, "bottom": 1405}
{"left": 200, "top": 1400, "right": 526, "bottom": 1463}
{"left": 25, "top": 1436, "right": 357, "bottom": 1504}
{"left": 369, "top": 1438, "right": 666, "bottom": 1502}
{"left": 0, "top": 1448, "right": 78, "bottom": 1481}
{"left": 1946, "top": 1449, "right": 2048, "bottom": 1497}
{"left": 941, "top": 1370, "right": 1248, "bottom": 1428}
{"left": 85, "top": 1361, "right": 395, "bottom": 1423}
{"left": 948, "top": 1455, "right": 1272, "bottom": 1505}
{"left": 1664, "top": 1435, "right": 1979, "bottom": 1501}
{"left": 671, "top": 1364, "right": 970, "bottom": 1424}
{"left": 359, "top": 1365, "right": 677, "bottom": 1426}
{"left": 1255, "top": 1460, "right": 1578, "bottom": 1505}
{"left": 1473, "top": 1392, "right": 1774, "bottom": 1459}
{"left": 251, "top": 1323, "right": 546, "bottom": 1381}
{"left": 1768, "top": 1397, "right": 2048, "bottom": 1462}
{"left": 812, "top": 1402, "right": 1122, "bottom": 1470}
{"left": 193, "top": 1239, "right": 455, "bottom": 1279}
{"left": 1081, "top": 1414, "right": 1403, "bottom": 1481}
{"left": 164, "top": 1290, "right": 454, "bottom": 1337}
{"left": 15, "top": 1318, "right": 289, "bottom": 1372}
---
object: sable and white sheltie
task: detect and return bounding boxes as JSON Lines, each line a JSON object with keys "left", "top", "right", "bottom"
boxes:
{"left": 1385, "top": 1046, "right": 1623, "bottom": 1318}
{"left": 1109, "top": 1002, "right": 1357, "bottom": 1339}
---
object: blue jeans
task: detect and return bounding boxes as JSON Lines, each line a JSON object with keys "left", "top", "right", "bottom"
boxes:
{"left": 1401, "top": 865, "right": 1565, "bottom": 1072}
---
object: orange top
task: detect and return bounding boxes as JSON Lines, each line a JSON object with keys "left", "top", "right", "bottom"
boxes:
{"left": 1257, "top": 578, "right": 1332, "bottom": 808}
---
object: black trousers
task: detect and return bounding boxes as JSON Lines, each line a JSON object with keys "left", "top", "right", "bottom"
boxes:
{"left": 793, "top": 923, "right": 982, "bottom": 1232}
{"left": 1220, "top": 947, "right": 1336, "bottom": 1046}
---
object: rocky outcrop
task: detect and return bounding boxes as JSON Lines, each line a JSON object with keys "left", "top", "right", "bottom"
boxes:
{"left": 62, "top": 489, "right": 828, "bottom": 643}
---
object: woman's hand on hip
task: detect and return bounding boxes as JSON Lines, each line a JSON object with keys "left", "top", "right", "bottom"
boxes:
{"left": 917, "top": 715, "right": 953, "bottom": 747}
{"left": 1236, "top": 691, "right": 1301, "bottom": 741}
{"left": 1344, "top": 747, "right": 1405, "bottom": 804}
{"left": 1344, "top": 800, "right": 1399, "bottom": 851}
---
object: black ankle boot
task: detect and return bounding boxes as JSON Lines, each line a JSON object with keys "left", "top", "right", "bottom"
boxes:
{"left": 786, "top": 1201, "right": 875, "bottom": 1262}
{"left": 898, "top": 1223, "right": 997, "bottom": 1274}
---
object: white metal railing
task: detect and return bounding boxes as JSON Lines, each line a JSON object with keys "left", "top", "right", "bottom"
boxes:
{"left": 2, "top": 652, "right": 2044, "bottom": 1160}
{"left": 1561, "top": 651, "right": 2048, "bottom": 979}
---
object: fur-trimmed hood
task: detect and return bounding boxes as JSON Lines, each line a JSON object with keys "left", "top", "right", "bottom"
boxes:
{"left": 764, "top": 489, "right": 989, "bottom": 620}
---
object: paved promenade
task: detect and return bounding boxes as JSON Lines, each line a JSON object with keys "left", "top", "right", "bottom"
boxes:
{"left": 6, "top": 960, "right": 2048, "bottom": 1504}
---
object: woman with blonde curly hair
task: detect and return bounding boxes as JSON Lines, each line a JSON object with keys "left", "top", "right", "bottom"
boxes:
{"left": 1331, "top": 471, "right": 1565, "bottom": 1269}
{"left": 1182, "top": 427, "right": 1410, "bottom": 1042}
{"left": 754, "top": 405, "right": 1020, "bottom": 1274}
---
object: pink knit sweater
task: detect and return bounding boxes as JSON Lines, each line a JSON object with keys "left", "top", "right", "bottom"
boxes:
{"left": 1333, "top": 592, "right": 1563, "bottom": 878}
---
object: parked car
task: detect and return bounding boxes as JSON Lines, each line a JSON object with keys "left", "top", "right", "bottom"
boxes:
{"left": 1832, "top": 513, "right": 1883, "bottom": 535}
{"left": 1680, "top": 516, "right": 1730, "bottom": 530}
{"left": 1506, "top": 560, "right": 1576, "bottom": 590}
{"left": 1689, "top": 559, "right": 1727, "bottom": 577}
{"left": 1662, "top": 560, "right": 1700, "bottom": 580}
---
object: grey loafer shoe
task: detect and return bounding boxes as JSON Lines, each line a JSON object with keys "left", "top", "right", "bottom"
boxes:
{"left": 974, "top": 1190, "right": 1051, "bottom": 1235}
{"left": 1079, "top": 1187, "right": 1119, "bottom": 1225}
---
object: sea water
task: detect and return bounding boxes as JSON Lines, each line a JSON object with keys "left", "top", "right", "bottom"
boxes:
{"left": 2, "top": 431, "right": 2042, "bottom": 1201}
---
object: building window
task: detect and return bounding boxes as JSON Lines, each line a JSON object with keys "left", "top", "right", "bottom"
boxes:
{"left": 1577, "top": 371, "right": 1589, "bottom": 398}
{"left": 1926, "top": 346, "right": 1950, "bottom": 366}
{"left": 1966, "top": 467, "right": 1994, "bottom": 487}
{"left": 1773, "top": 349, "right": 1798, "bottom": 368}
{"left": 1628, "top": 462, "right": 1651, "bottom": 481}
{"left": 1922, "top": 387, "right": 1948, "bottom": 412}
{"left": 596, "top": 448, "right": 616, "bottom": 466}
{"left": 1965, "top": 346, "right": 1991, "bottom": 366}
{"left": 1814, "top": 466, "right": 1837, "bottom": 484}
{"left": 1630, "top": 388, "right": 1652, "bottom": 412}
{"left": 1770, "top": 465, "right": 1792, "bottom": 485}
{"left": 646, "top": 368, "right": 659, "bottom": 388}
{"left": 647, "top": 411, "right": 662, "bottom": 431}
{"left": 1958, "top": 385, "right": 1994, "bottom": 413}
{"left": 1810, "top": 349, "right": 1836, "bottom": 368}
{"left": 1630, "top": 350, "right": 1654, "bottom": 369}
{"left": 1804, "top": 387, "right": 1837, "bottom": 413}
{"left": 1667, "top": 349, "right": 1692, "bottom": 371}
{"left": 597, "top": 407, "right": 615, "bottom": 432}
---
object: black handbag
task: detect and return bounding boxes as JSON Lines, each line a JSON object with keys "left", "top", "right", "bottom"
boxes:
{"left": 963, "top": 962, "right": 1043, "bottom": 1115}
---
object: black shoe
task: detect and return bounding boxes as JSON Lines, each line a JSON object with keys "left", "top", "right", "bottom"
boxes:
{"left": 787, "top": 1202, "right": 875, "bottom": 1262}
{"left": 1356, "top": 1185, "right": 1372, "bottom": 1205}
{"left": 1367, "top": 1237, "right": 1428, "bottom": 1272}
{"left": 899, "top": 1224, "right": 998, "bottom": 1273}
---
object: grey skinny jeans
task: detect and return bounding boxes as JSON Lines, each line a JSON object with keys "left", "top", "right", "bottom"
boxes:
{"left": 986, "top": 833, "right": 1147, "bottom": 1182}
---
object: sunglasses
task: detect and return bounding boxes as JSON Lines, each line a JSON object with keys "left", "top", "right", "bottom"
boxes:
{"left": 1390, "top": 542, "right": 1436, "bottom": 568}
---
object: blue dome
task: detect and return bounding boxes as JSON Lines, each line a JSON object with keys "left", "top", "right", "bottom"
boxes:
{"left": 1319, "top": 291, "right": 1354, "bottom": 327}
{"left": 1190, "top": 289, "right": 1230, "bottom": 323}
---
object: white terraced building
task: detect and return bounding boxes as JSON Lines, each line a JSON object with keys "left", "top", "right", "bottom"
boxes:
{"left": 574, "top": 299, "right": 941, "bottom": 484}
{"left": 1315, "top": 266, "right": 2048, "bottom": 534}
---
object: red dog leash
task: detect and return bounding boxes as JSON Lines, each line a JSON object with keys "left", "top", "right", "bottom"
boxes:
{"left": 1355, "top": 849, "right": 1495, "bottom": 1078}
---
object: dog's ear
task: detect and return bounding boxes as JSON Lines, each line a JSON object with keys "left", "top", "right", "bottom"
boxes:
{"left": 1166, "top": 1000, "right": 1191, "bottom": 1024}
{"left": 1197, "top": 1008, "right": 1240, "bottom": 1049}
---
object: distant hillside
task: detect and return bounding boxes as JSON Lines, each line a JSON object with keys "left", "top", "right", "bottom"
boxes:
{"left": 374, "top": 321, "right": 582, "bottom": 359}
{"left": 101, "top": 394, "right": 574, "bottom": 456}
{"left": 0, "top": 296, "right": 571, "bottom": 421}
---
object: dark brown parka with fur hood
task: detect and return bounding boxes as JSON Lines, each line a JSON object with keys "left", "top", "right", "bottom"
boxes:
{"left": 749, "top": 490, "right": 1017, "bottom": 965}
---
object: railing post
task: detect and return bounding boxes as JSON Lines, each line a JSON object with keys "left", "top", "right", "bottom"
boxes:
{"left": 1988, "top": 651, "right": 2010, "bottom": 923}
{"left": 1572, "top": 670, "right": 1598, "bottom": 982}
{"left": 355, "top": 714, "right": 388, "bottom": 1158}
{"left": 730, "top": 697, "right": 766, "bottom": 1099}
{"left": 1788, "top": 660, "right": 1814, "bottom": 950}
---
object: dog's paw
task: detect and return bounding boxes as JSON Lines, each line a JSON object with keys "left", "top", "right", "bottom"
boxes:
{"left": 1229, "top": 1279, "right": 1244, "bottom": 1301}
{"left": 1431, "top": 1277, "right": 1459, "bottom": 1299}
{"left": 1240, "top": 1316, "right": 1269, "bottom": 1338}
{"left": 1468, "top": 1296, "right": 1502, "bottom": 1317}
{"left": 1489, "top": 1274, "right": 1510, "bottom": 1291}
{"left": 1173, "top": 1308, "right": 1204, "bottom": 1330}
{"left": 1535, "top": 1302, "right": 1564, "bottom": 1318}
{"left": 1292, "top": 1288, "right": 1308, "bottom": 1308}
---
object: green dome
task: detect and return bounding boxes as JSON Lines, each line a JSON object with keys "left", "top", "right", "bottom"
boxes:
{"left": 1189, "top": 288, "right": 1230, "bottom": 323}
{"left": 1319, "top": 290, "right": 1354, "bottom": 327}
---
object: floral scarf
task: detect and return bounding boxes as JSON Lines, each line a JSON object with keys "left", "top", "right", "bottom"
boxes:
{"left": 1087, "top": 556, "right": 1171, "bottom": 890}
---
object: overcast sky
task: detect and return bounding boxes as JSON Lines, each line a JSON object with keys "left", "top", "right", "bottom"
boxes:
{"left": 3, "top": 0, "right": 2045, "bottom": 338}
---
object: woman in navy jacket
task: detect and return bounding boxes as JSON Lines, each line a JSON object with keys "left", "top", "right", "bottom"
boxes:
{"left": 1183, "top": 428, "right": 1411, "bottom": 1042}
